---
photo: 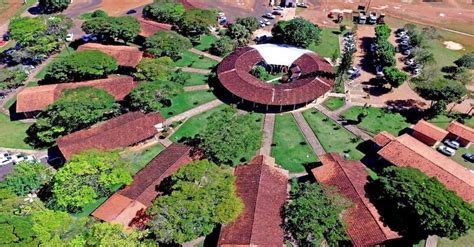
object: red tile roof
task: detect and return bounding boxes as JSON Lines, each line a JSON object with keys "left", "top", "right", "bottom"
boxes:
{"left": 138, "top": 17, "right": 172, "bottom": 37}
{"left": 373, "top": 131, "right": 395, "bottom": 147}
{"left": 57, "top": 111, "right": 165, "bottom": 160}
{"left": 218, "top": 155, "right": 289, "bottom": 246}
{"left": 447, "top": 121, "right": 474, "bottom": 143}
{"left": 378, "top": 134, "right": 474, "bottom": 202}
{"left": 77, "top": 43, "right": 143, "bottom": 67}
{"left": 312, "top": 153, "right": 400, "bottom": 247}
{"left": 217, "top": 47, "right": 334, "bottom": 106}
{"left": 16, "top": 76, "right": 136, "bottom": 113}
{"left": 411, "top": 120, "right": 448, "bottom": 146}
{"left": 92, "top": 143, "right": 193, "bottom": 227}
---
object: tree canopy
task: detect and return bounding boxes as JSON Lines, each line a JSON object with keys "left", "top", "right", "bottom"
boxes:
{"left": 209, "top": 36, "right": 235, "bottom": 56}
{"left": 81, "top": 16, "right": 140, "bottom": 44}
{"left": 142, "top": 0, "right": 185, "bottom": 24}
{"left": 374, "top": 24, "right": 391, "bottom": 40}
{"left": 271, "top": 17, "right": 321, "bottom": 48}
{"left": 129, "top": 80, "right": 183, "bottom": 113}
{"left": 454, "top": 52, "right": 474, "bottom": 69}
{"left": 134, "top": 57, "right": 176, "bottom": 82}
{"left": 144, "top": 31, "right": 192, "bottom": 60}
{"left": 80, "top": 222, "right": 151, "bottom": 246}
{"left": 226, "top": 23, "right": 251, "bottom": 48}
{"left": 284, "top": 182, "right": 350, "bottom": 246}
{"left": 383, "top": 66, "right": 409, "bottom": 88}
{"left": 26, "top": 86, "right": 118, "bottom": 148}
{"left": 370, "top": 167, "right": 474, "bottom": 240}
{"left": 250, "top": 65, "right": 270, "bottom": 80}
{"left": 0, "top": 67, "right": 27, "bottom": 90}
{"left": 235, "top": 16, "right": 259, "bottom": 33}
{"left": 51, "top": 150, "right": 132, "bottom": 212}
{"left": 39, "top": 0, "right": 71, "bottom": 13}
{"left": 147, "top": 160, "right": 243, "bottom": 244}
{"left": 1, "top": 162, "right": 54, "bottom": 196}
{"left": 177, "top": 8, "right": 217, "bottom": 39}
{"left": 43, "top": 50, "right": 118, "bottom": 83}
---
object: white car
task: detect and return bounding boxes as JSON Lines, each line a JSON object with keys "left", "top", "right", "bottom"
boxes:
{"left": 376, "top": 65, "right": 384, "bottom": 78}
{"left": 402, "top": 49, "right": 411, "bottom": 56}
{"left": 65, "top": 33, "right": 73, "bottom": 42}
{"left": 347, "top": 66, "right": 361, "bottom": 75}
{"left": 438, "top": 145, "right": 455, "bottom": 156}
{"left": 11, "top": 153, "right": 25, "bottom": 164}
{"left": 404, "top": 58, "right": 415, "bottom": 65}
{"left": 0, "top": 156, "right": 13, "bottom": 166}
{"left": 273, "top": 6, "right": 284, "bottom": 11}
{"left": 296, "top": 2, "right": 307, "bottom": 8}
{"left": 263, "top": 13, "right": 275, "bottom": 19}
{"left": 218, "top": 12, "right": 225, "bottom": 18}
{"left": 444, "top": 139, "right": 460, "bottom": 149}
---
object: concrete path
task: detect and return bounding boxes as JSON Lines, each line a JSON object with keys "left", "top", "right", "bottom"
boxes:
{"left": 292, "top": 112, "right": 326, "bottom": 156}
{"left": 163, "top": 99, "right": 223, "bottom": 126}
{"left": 189, "top": 48, "right": 223, "bottom": 62}
{"left": 179, "top": 67, "right": 211, "bottom": 75}
{"left": 258, "top": 114, "right": 275, "bottom": 156}
{"left": 314, "top": 104, "right": 372, "bottom": 141}
{"left": 184, "top": 84, "right": 210, "bottom": 92}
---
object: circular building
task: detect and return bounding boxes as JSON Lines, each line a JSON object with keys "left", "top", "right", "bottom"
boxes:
{"left": 217, "top": 44, "right": 335, "bottom": 112}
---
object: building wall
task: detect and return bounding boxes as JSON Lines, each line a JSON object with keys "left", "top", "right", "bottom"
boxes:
{"left": 447, "top": 133, "right": 471, "bottom": 148}
{"left": 411, "top": 131, "right": 437, "bottom": 147}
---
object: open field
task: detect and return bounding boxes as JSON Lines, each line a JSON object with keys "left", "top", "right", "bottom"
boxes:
{"left": 438, "top": 230, "right": 474, "bottom": 247}
{"left": 322, "top": 97, "right": 345, "bottom": 111}
{"left": 429, "top": 114, "right": 474, "bottom": 129}
{"left": 341, "top": 107, "right": 411, "bottom": 136}
{"left": 231, "top": 112, "right": 264, "bottom": 165}
{"left": 182, "top": 72, "right": 209, "bottom": 86}
{"left": 195, "top": 34, "right": 217, "bottom": 52}
{"left": 308, "top": 28, "right": 340, "bottom": 58}
{"left": 0, "top": 113, "right": 32, "bottom": 149}
{"left": 272, "top": 114, "right": 317, "bottom": 173}
{"left": 161, "top": 90, "right": 216, "bottom": 118}
{"left": 175, "top": 51, "right": 219, "bottom": 69}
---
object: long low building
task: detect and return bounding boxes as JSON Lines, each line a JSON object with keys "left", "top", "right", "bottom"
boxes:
{"left": 77, "top": 43, "right": 143, "bottom": 68}
{"left": 375, "top": 133, "right": 474, "bottom": 202}
{"left": 92, "top": 143, "right": 193, "bottom": 227}
{"left": 16, "top": 76, "right": 136, "bottom": 116}
{"left": 137, "top": 17, "right": 172, "bottom": 37}
{"left": 218, "top": 155, "right": 289, "bottom": 246}
{"left": 312, "top": 153, "right": 400, "bottom": 247}
{"left": 57, "top": 111, "right": 165, "bottom": 160}
{"left": 446, "top": 121, "right": 474, "bottom": 148}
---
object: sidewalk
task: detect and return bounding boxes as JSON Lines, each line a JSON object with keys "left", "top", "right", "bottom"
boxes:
{"left": 259, "top": 114, "right": 275, "bottom": 156}
{"left": 189, "top": 48, "right": 222, "bottom": 62}
{"left": 163, "top": 99, "right": 223, "bottom": 126}
{"left": 184, "top": 84, "right": 210, "bottom": 92}
{"left": 179, "top": 67, "right": 212, "bottom": 75}
{"left": 292, "top": 112, "right": 326, "bottom": 156}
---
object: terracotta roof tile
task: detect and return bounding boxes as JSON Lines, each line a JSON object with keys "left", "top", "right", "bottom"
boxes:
{"left": 16, "top": 76, "right": 136, "bottom": 113}
{"left": 373, "top": 131, "right": 395, "bottom": 147}
{"left": 218, "top": 155, "right": 289, "bottom": 246}
{"left": 57, "top": 111, "right": 165, "bottom": 160}
{"left": 447, "top": 121, "right": 474, "bottom": 142}
{"left": 411, "top": 120, "right": 448, "bottom": 146}
{"left": 312, "top": 153, "right": 400, "bottom": 247}
{"left": 378, "top": 134, "right": 474, "bottom": 202}
{"left": 77, "top": 43, "right": 143, "bottom": 67}
{"left": 138, "top": 17, "right": 172, "bottom": 37}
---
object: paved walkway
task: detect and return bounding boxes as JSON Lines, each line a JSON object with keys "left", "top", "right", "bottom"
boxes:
{"left": 292, "top": 112, "right": 326, "bottom": 156}
{"left": 189, "top": 48, "right": 223, "bottom": 62}
{"left": 163, "top": 99, "right": 223, "bottom": 126}
{"left": 259, "top": 114, "right": 275, "bottom": 156}
{"left": 184, "top": 84, "right": 210, "bottom": 92}
{"left": 0, "top": 148, "right": 47, "bottom": 158}
{"left": 180, "top": 67, "right": 211, "bottom": 75}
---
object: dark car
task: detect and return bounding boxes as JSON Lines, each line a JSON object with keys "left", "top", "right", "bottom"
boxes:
{"left": 462, "top": 153, "right": 474, "bottom": 162}
{"left": 2, "top": 32, "right": 10, "bottom": 41}
{"left": 126, "top": 9, "right": 137, "bottom": 15}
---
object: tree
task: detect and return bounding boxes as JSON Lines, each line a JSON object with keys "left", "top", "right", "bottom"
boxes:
{"left": 271, "top": 18, "right": 321, "bottom": 48}
{"left": 383, "top": 66, "right": 409, "bottom": 88}
{"left": 177, "top": 8, "right": 217, "bottom": 39}
{"left": 370, "top": 167, "right": 474, "bottom": 240}
{"left": 142, "top": 0, "right": 185, "bottom": 24}
{"left": 51, "top": 150, "right": 132, "bottom": 212}
{"left": 374, "top": 39, "right": 396, "bottom": 66}
{"left": 198, "top": 107, "right": 260, "bottom": 165}
{"left": 82, "top": 16, "right": 140, "bottom": 44}
{"left": 454, "top": 52, "right": 474, "bottom": 69}
{"left": 0, "top": 188, "right": 46, "bottom": 216}
{"left": 250, "top": 65, "right": 269, "bottom": 80}
{"left": 26, "top": 87, "right": 118, "bottom": 147}
{"left": 147, "top": 160, "right": 243, "bottom": 244}
{"left": 1, "top": 162, "right": 54, "bottom": 196}
{"left": 284, "top": 182, "right": 349, "bottom": 246}
{"left": 169, "top": 69, "right": 191, "bottom": 85}
{"left": 0, "top": 213, "right": 37, "bottom": 246}
{"left": 31, "top": 210, "right": 87, "bottom": 244}
{"left": 209, "top": 36, "right": 235, "bottom": 56}
{"left": 226, "top": 23, "right": 251, "bottom": 47}
{"left": 0, "top": 67, "right": 27, "bottom": 89}
{"left": 375, "top": 24, "right": 391, "bottom": 40}
{"left": 38, "top": 0, "right": 71, "bottom": 13}
{"left": 129, "top": 80, "right": 183, "bottom": 113}
{"left": 413, "top": 47, "right": 434, "bottom": 66}
{"left": 134, "top": 57, "right": 175, "bottom": 82}
{"left": 81, "top": 222, "right": 151, "bottom": 246}
{"left": 235, "top": 16, "right": 259, "bottom": 33}
{"left": 143, "top": 31, "right": 192, "bottom": 60}
{"left": 43, "top": 50, "right": 118, "bottom": 83}
{"left": 451, "top": 66, "right": 472, "bottom": 85}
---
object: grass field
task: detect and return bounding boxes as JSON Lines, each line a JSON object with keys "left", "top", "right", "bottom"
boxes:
{"left": 161, "top": 90, "right": 216, "bottom": 118}
{"left": 0, "top": 113, "right": 32, "bottom": 149}
{"left": 303, "top": 109, "right": 364, "bottom": 160}
{"left": 308, "top": 28, "right": 340, "bottom": 58}
{"left": 194, "top": 35, "right": 217, "bottom": 52}
{"left": 175, "top": 51, "right": 219, "bottom": 70}
{"left": 438, "top": 230, "right": 474, "bottom": 247}
{"left": 272, "top": 114, "right": 317, "bottom": 173}
{"left": 341, "top": 107, "right": 411, "bottom": 136}
{"left": 122, "top": 143, "right": 165, "bottom": 174}
{"left": 35, "top": 47, "right": 75, "bottom": 80}
{"left": 323, "top": 97, "right": 345, "bottom": 111}
{"left": 182, "top": 72, "right": 209, "bottom": 86}
{"left": 429, "top": 114, "right": 474, "bottom": 129}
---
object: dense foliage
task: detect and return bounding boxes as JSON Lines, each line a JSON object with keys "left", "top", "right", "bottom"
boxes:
{"left": 236, "top": 16, "right": 259, "bottom": 33}
{"left": 284, "top": 182, "right": 350, "bottom": 246}
{"left": 82, "top": 16, "right": 140, "bottom": 44}
{"left": 147, "top": 160, "right": 243, "bottom": 244}
{"left": 80, "top": 222, "right": 151, "bottom": 246}
{"left": 39, "top": 0, "right": 71, "bottom": 13}
{"left": 271, "top": 17, "right": 321, "bottom": 48}
{"left": 199, "top": 107, "right": 260, "bottom": 165}
{"left": 134, "top": 57, "right": 175, "bottom": 82}
{"left": 129, "top": 80, "right": 183, "bottom": 113}
{"left": 250, "top": 65, "right": 270, "bottom": 80}
{"left": 0, "top": 67, "right": 27, "bottom": 89}
{"left": 26, "top": 87, "right": 118, "bottom": 147}
{"left": 209, "top": 36, "right": 235, "bottom": 56}
{"left": 415, "top": 78, "right": 466, "bottom": 118}
{"left": 43, "top": 50, "right": 118, "bottom": 83}
{"left": 370, "top": 167, "right": 474, "bottom": 239}
{"left": 144, "top": 31, "right": 192, "bottom": 60}
{"left": 383, "top": 66, "right": 409, "bottom": 88}
{"left": 454, "top": 52, "right": 474, "bottom": 69}
{"left": 226, "top": 23, "right": 251, "bottom": 48}
{"left": 142, "top": 0, "right": 185, "bottom": 24}
{"left": 1, "top": 162, "right": 54, "bottom": 196}
{"left": 177, "top": 8, "right": 217, "bottom": 39}
{"left": 51, "top": 150, "right": 132, "bottom": 212}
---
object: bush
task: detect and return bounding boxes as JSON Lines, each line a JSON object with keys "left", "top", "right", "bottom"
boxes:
{"left": 142, "top": 0, "right": 185, "bottom": 24}
{"left": 0, "top": 67, "right": 27, "bottom": 89}
{"left": 271, "top": 17, "right": 321, "bottom": 48}
{"left": 144, "top": 31, "right": 192, "bottom": 60}
{"left": 129, "top": 80, "right": 183, "bottom": 113}
{"left": 134, "top": 57, "right": 175, "bottom": 82}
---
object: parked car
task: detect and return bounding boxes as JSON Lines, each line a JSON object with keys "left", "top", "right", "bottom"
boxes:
{"left": 462, "top": 153, "right": 474, "bottom": 162}
{"left": 296, "top": 2, "right": 307, "bottom": 8}
{"left": 349, "top": 71, "right": 361, "bottom": 80}
{"left": 65, "top": 33, "right": 74, "bottom": 42}
{"left": 218, "top": 12, "right": 225, "bottom": 17}
{"left": 412, "top": 68, "right": 422, "bottom": 76}
{"left": 347, "top": 66, "right": 361, "bottom": 75}
{"left": 404, "top": 58, "right": 415, "bottom": 65}
{"left": 399, "top": 44, "right": 411, "bottom": 51}
{"left": 375, "top": 65, "right": 384, "bottom": 78}
{"left": 0, "top": 156, "right": 13, "bottom": 166}
{"left": 402, "top": 49, "right": 411, "bottom": 56}
{"left": 126, "top": 9, "right": 137, "bottom": 15}
{"left": 263, "top": 13, "right": 275, "bottom": 19}
{"left": 344, "top": 32, "right": 354, "bottom": 38}
{"left": 2, "top": 32, "right": 10, "bottom": 41}
{"left": 400, "top": 40, "right": 409, "bottom": 46}
{"left": 11, "top": 153, "right": 26, "bottom": 164}
{"left": 273, "top": 6, "right": 284, "bottom": 11}
{"left": 81, "top": 34, "right": 97, "bottom": 42}
{"left": 370, "top": 43, "right": 377, "bottom": 52}
{"left": 437, "top": 145, "right": 456, "bottom": 156}
{"left": 272, "top": 10, "right": 283, "bottom": 16}
{"left": 399, "top": 35, "right": 410, "bottom": 41}
{"left": 444, "top": 139, "right": 460, "bottom": 149}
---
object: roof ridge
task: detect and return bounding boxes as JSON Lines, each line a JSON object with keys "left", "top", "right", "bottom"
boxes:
{"left": 247, "top": 162, "right": 265, "bottom": 245}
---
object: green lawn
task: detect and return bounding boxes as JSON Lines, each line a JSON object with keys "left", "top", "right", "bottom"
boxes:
{"left": 182, "top": 72, "right": 209, "bottom": 86}
{"left": 272, "top": 114, "right": 317, "bottom": 173}
{"left": 449, "top": 145, "right": 474, "bottom": 170}
{"left": 3, "top": 95, "right": 17, "bottom": 110}
{"left": 194, "top": 34, "right": 217, "bottom": 52}
{"left": 438, "top": 230, "right": 474, "bottom": 247}
{"left": 35, "top": 47, "right": 75, "bottom": 80}
{"left": 323, "top": 97, "right": 345, "bottom": 111}
{"left": 231, "top": 113, "right": 264, "bottom": 165}
{"left": 341, "top": 107, "right": 410, "bottom": 136}
{"left": 0, "top": 113, "right": 33, "bottom": 149}
{"left": 429, "top": 114, "right": 474, "bottom": 129}
{"left": 122, "top": 143, "right": 165, "bottom": 174}
{"left": 308, "top": 28, "right": 340, "bottom": 58}
{"left": 161, "top": 90, "right": 216, "bottom": 118}
{"left": 303, "top": 109, "right": 364, "bottom": 160}
{"left": 175, "top": 51, "right": 219, "bottom": 70}
{"left": 169, "top": 105, "right": 226, "bottom": 142}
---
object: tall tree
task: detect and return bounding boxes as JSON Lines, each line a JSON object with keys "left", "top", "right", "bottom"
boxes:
{"left": 209, "top": 36, "right": 235, "bottom": 56}
{"left": 369, "top": 167, "right": 474, "bottom": 240}
{"left": 177, "top": 8, "right": 217, "bottom": 39}
{"left": 383, "top": 66, "right": 409, "bottom": 88}
{"left": 134, "top": 57, "right": 175, "bottom": 82}
{"left": 143, "top": 31, "right": 192, "bottom": 60}
{"left": 0, "top": 67, "right": 27, "bottom": 90}
{"left": 1, "top": 162, "right": 55, "bottom": 196}
{"left": 454, "top": 52, "right": 474, "bottom": 69}
{"left": 147, "top": 160, "right": 243, "bottom": 244}
{"left": 235, "top": 16, "right": 259, "bottom": 33}
{"left": 38, "top": 0, "right": 71, "bottom": 13}
{"left": 142, "top": 0, "right": 185, "bottom": 24}
{"left": 129, "top": 80, "right": 184, "bottom": 113}
{"left": 82, "top": 16, "right": 140, "bottom": 44}
{"left": 80, "top": 222, "right": 151, "bottom": 246}
{"left": 271, "top": 18, "right": 321, "bottom": 48}
{"left": 374, "top": 24, "right": 391, "bottom": 40}
{"left": 226, "top": 23, "right": 251, "bottom": 48}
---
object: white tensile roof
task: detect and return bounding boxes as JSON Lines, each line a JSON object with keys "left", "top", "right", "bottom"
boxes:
{"left": 251, "top": 44, "right": 313, "bottom": 66}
